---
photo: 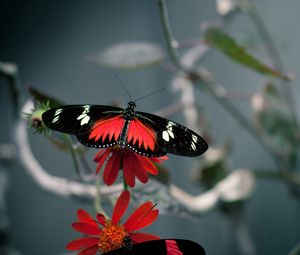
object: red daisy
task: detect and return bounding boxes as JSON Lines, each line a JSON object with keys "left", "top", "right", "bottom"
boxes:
{"left": 94, "top": 147, "right": 168, "bottom": 187}
{"left": 66, "top": 190, "right": 159, "bottom": 255}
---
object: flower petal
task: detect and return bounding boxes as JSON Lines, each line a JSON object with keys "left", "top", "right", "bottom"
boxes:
{"left": 78, "top": 245, "right": 99, "bottom": 255}
{"left": 134, "top": 166, "right": 149, "bottom": 184}
{"left": 132, "top": 155, "right": 149, "bottom": 183}
{"left": 137, "top": 209, "right": 158, "bottom": 231}
{"left": 103, "top": 152, "right": 121, "bottom": 185}
{"left": 150, "top": 155, "right": 168, "bottom": 163}
{"left": 66, "top": 237, "right": 99, "bottom": 250}
{"left": 123, "top": 155, "right": 136, "bottom": 187}
{"left": 124, "top": 202, "right": 158, "bottom": 232}
{"left": 112, "top": 190, "right": 130, "bottom": 224}
{"left": 129, "top": 232, "right": 160, "bottom": 243}
{"left": 96, "top": 213, "right": 106, "bottom": 226}
{"left": 72, "top": 222, "right": 101, "bottom": 235}
{"left": 127, "top": 209, "right": 158, "bottom": 232}
{"left": 77, "top": 209, "right": 97, "bottom": 226}
{"left": 94, "top": 149, "right": 111, "bottom": 174}
{"left": 138, "top": 155, "right": 158, "bottom": 175}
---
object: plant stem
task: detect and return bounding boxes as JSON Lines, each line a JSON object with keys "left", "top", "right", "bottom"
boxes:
{"left": 239, "top": 0, "right": 298, "bottom": 133}
{"left": 157, "top": 0, "right": 281, "bottom": 167}
{"left": 94, "top": 176, "right": 109, "bottom": 218}
{"left": 157, "top": 0, "right": 187, "bottom": 71}
{"left": 63, "top": 134, "right": 82, "bottom": 180}
{"left": 254, "top": 169, "right": 300, "bottom": 186}
{"left": 196, "top": 76, "right": 283, "bottom": 167}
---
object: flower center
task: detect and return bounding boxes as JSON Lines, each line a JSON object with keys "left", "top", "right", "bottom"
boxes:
{"left": 98, "top": 220, "right": 127, "bottom": 253}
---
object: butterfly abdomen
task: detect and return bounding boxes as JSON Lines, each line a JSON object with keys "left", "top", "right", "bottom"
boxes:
{"left": 118, "top": 118, "right": 131, "bottom": 148}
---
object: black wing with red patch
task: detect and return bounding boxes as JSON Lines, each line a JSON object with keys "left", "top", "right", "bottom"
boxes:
{"left": 104, "top": 239, "right": 206, "bottom": 255}
{"left": 42, "top": 103, "right": 208, "bottom": 157}
{"left": 130, "top": 111, "right": 208, "bottom": 157}
{"left": 42, "top": 104, "right": 123, "bottom": 148}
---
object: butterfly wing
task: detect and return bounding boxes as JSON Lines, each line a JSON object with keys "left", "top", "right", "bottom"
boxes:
{"left": 42, "top": 105, "right": 124, "bottom": 148}
{"left": 127, "top": 111, "right": 208, "bottom": 157}
{"left": 103, "top": 239, "right": 206, "bottom": 255}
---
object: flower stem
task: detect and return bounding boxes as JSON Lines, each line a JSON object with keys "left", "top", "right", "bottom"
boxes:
{"left": 94, "top": 176, "right": 109, "bottom": 218}
{"left": 123, "top": 178, "right": 128, "bottom": 191}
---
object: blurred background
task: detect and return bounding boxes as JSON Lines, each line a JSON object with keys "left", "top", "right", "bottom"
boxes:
{"left": 1, "top": 0, "right": 300, "bottom": 254}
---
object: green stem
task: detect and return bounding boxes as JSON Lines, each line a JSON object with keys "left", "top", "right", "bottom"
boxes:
{"left": 94, "top": 175, "right": 109, "bottom": 218}
{"left": 123, "top": 178, "right": 128, "bottom": 191}
{"left": 62, "top": 134, "right": 82, "bottom": 180}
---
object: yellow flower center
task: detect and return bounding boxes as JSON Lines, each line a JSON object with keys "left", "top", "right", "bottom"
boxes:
{"left": 98, "top": 220, "right": 127, "bottom": 253}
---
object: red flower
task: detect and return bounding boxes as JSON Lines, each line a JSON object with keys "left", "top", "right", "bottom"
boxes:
{"left": 66, "top": 190, "right": 159, "bottom": 255}
{"left": 94, "top": 147, "right": 168, "bottom": 187}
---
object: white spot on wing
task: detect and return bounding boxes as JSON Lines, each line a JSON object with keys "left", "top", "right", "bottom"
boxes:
{"left": 76, "top": 105, "right": 91, "bottom": 126}
{"left": 52, "top": 109, "right": 62, "bottom": 123}
{"left": 162, "top": 131, "right": 169, "bottom": 141}
{"left": 52, "top": 116, "right": 59, "bottom": 123}
{"left": 167, "top": 130, "right": 174, "bottom": 138}
{"left": 162, "top": 121, "right": 176, "bottom": 141}
{"left": 80, "top": 116, "right": 90, "bottom": 125}
{"left": 192, "top": 134, "right": 198, "bottom": 143}
{"left": 191, "top": 142, "right": 197, "bottom": 151}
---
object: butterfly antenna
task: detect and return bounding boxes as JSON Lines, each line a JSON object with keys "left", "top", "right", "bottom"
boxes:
{"left": 133, "top": 203, "right": 158, "bottom": 230}
{"left": 134, "top": 86, "right": 167, "bottom": 103}
{"left": 115, "top": 74, "right": 133, "bottom": 101}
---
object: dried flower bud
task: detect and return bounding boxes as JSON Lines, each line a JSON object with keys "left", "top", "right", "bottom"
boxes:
{"left": 26, "top": 101, "right": 50, "bottom": 135}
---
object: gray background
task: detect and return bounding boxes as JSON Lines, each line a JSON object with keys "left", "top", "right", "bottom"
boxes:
{"left": 1, "top": 0, "right": 300, "bottom": 254}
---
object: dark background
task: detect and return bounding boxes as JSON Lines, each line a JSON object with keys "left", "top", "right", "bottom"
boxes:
{"left": 1, "top": 1, "right": 300, "bottom": 254}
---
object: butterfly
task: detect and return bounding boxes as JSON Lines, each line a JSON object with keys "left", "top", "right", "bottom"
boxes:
{"left": 42, "top": 101, "right": 208, "bottom": 157}
{"left": 104, "top": 238, "right": 206, "bottom": 255}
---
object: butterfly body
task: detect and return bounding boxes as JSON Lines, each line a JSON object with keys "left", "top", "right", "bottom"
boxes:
{"left": 42, "top": 101, "right": 208, "bottom": 157}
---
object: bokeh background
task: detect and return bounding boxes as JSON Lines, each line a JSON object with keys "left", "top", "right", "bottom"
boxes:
{"left": 1, "top": 0, "right": 300, "bottom": 254}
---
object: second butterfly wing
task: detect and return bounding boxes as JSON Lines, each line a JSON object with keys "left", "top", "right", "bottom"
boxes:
{"left": 104, "top": 239, "right": 206, "bottom": 255}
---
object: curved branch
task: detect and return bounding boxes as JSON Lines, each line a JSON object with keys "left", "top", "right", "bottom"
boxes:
{"left": 15, "top": 109, "right": 123, "bottom": 200}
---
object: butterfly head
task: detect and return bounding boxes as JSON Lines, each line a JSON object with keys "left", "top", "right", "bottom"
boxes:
{"left": 123, "top": 235, "right": 133, "bottom": 250}
{"left": 123, "top": 101, "right": 136, "bottom": 120}
{"left": 128, "top": 101, "right": 136, "bottom": 110}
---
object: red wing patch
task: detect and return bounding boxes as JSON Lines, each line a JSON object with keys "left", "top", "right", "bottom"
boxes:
{"left": 88, "top": 116, "right": 124, "bottom": 142}
{"left": 127, "top": 118, "right": 156, "bottom": 151}
{"left": 166, "top": 240, "right": 183, "bottom": 255}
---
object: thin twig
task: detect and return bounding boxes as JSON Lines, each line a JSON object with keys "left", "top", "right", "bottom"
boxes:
{"left": 239, "top": 0, "right": 298, "bottom": 134}
{"left": 157, "top": 0, "right": 282, "bottom": 167}
{"left": 157, "top": 0, "right": 187, "bottom": 71}
{"left": 15, "top": 110, "right": 122, "bottom": 199}
{"left": 194, "top": 75, "right": 283, "bottom": 166}
{"left": 254, "top": 169, "right": 300, "bottom": 186}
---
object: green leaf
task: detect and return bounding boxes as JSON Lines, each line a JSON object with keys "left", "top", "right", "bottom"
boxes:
{"left": 204, "top": 26, "right": 292, "bottom": 80}
{"left": 87, "top": 41, "right": 165, "bottom": 69}
{"left": 28, "top": 86, "right": 64, "bottom": 108}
